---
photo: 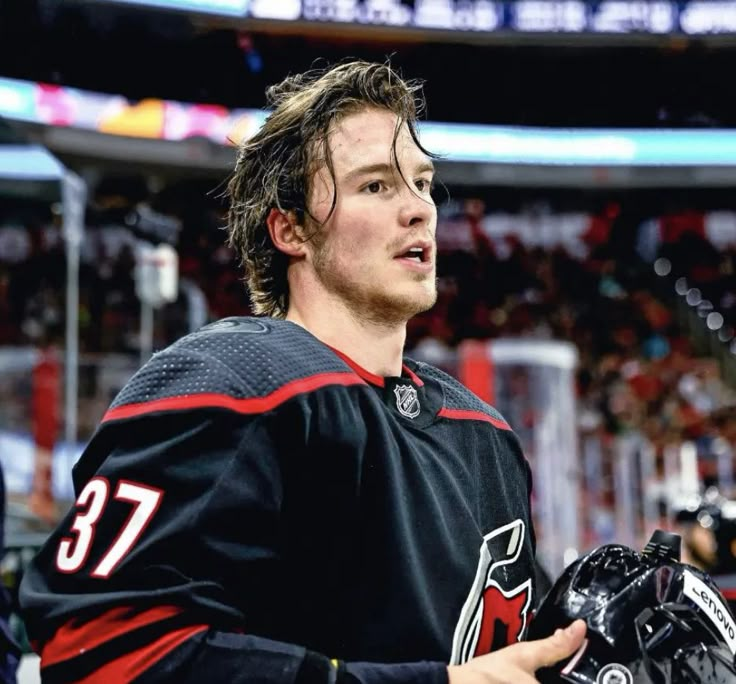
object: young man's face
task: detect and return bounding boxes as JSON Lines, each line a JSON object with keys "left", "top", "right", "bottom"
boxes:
{"left": 305, "top": 107, "right": 437, "bottom": 325}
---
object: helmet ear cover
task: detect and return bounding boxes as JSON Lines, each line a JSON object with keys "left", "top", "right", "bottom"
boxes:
{"left": 633, "top": 604, "right": 734, "bottom": 682}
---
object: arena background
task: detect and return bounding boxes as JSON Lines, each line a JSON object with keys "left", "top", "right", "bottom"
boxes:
{"left": 3, "top": 0, "right": 736, "bottom": 681}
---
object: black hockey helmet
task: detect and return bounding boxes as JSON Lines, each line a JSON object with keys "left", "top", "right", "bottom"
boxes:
{"left": 528, "top": 530, "right": 736, "bottom": 683}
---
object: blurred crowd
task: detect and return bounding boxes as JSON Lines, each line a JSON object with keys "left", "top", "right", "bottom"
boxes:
{"left": 409, "top": 198, "right": 736, "bottom": 460}
{"left": 2, "top": 180, "right": 736, "bottom": 472}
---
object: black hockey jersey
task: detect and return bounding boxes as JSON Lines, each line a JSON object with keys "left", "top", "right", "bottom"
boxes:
{"left": 20, "top": 317, "right": 535, "bottom": 683}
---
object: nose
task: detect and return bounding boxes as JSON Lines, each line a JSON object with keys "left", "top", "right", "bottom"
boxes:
{"left": 398, "top": 184, "right": 436, "bottom": 230}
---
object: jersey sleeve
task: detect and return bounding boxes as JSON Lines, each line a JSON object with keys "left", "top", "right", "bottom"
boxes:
{"left": 19, "top": 347, "right": 449, "bottom": 684}
{"left": 500, "top": 424, "right": 537, "bottom": 564}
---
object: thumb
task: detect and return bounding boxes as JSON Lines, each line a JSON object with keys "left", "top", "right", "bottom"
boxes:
{"left": 512, "top": 619, "right": 587, "bottom": 672}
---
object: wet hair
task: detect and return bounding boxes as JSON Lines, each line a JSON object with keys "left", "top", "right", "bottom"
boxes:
{"left": 226, "top": 60, "right": 433, "bottom": 318}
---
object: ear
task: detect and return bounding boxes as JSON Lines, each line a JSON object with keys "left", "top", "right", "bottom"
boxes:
{"left": 266, "top": 208, "right": 308, "bottom": 258}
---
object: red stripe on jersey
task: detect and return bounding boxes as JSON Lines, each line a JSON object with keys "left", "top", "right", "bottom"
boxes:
{"left": 401, "top": 364, "right": 425, "bottom": 387}
{"left": 72, "top": 623, "right": 207, "bottom": 684}
{"left": 327, "top": 347, "right": 385, "bottom": 387}
{"left": 102, "top": 372, "right": 365, "bottom": 422}
{"left": 438, "top": 407, "right": 511, "bottom": 431}
{"left": 41, "top": 605, "right": 185, "bottom": 666}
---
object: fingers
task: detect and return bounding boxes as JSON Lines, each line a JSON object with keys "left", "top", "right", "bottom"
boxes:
{"left": 511, "top": 619, "right": 587, "bottom": 672}
{"left": 515, "top": 673, "right": 541, "bottom": 684}
{"left": 447, "top": 620, "right": 588, "bottom": 683}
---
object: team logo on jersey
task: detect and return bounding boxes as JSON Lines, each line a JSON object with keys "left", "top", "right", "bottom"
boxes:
{"left": 393, "top": 384, "right": 420, "bottom": 418}
{"left": 198, "top": 318, "right": 269, "bottom": 334}
{"left": 450, "top": 519, "right": 532, "bottom": 665}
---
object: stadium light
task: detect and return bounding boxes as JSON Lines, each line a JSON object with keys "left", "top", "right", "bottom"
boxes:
{"left": 707, "top": 312, "right": 725, "bottom": 330}
{"left": 718, "top": 326, "right": 735, "bottom": 343}
{"left": 654, "top": 257, "right": 672, "bottom": 276}
{"left": 686, "top": 288, "right": 702, "bottom": 306}
{"left": 697, "top": 300, "right": 714, "bottom": 317}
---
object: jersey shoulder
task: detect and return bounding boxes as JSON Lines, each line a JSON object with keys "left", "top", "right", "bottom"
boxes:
{"left": 108, "top": 317, "right": 357, "bottom": 416}
{"left": 409, "top": 358, "right": 512, "bottom": 431}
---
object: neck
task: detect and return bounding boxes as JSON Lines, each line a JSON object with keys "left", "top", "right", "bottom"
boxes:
{"left": 286, "top": 295, "right": 407, "bottom": 378}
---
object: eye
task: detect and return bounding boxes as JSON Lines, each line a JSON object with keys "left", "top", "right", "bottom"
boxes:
{"left": 365, "top": 181, "right": 384, "bottom": 194}
{"left": 415, "top": 178, "right": 433, "bottom": 193}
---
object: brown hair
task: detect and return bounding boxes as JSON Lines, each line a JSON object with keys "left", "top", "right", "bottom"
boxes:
{"left": 226, "top": 60, "right": 432, "bottom": 318}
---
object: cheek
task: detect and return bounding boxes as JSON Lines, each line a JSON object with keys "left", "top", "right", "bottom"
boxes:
{"left": 332, "top": 234, "right": 380, "bottom": 278}
{"left": 319, "top": 199, "right": 393, "bottom": 276}
{"left": 329, "top": 216, "right": 384, "bottom": 261}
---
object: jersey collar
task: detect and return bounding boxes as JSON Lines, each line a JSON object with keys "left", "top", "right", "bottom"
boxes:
{"left": 326, "top": 345, "right": 424, "bottom": 388}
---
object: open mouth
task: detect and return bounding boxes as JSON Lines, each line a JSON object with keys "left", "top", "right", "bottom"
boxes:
{"left": 396, "top": 247, "right": 427, "bottom": 263}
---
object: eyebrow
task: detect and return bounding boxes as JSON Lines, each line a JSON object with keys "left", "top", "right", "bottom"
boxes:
{"left": 343, "top": 160, "right": 435, "bottom": 184}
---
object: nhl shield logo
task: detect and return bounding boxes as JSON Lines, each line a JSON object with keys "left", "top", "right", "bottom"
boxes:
{"left": 393, "top": 384, "right": 420, "bottom": 418}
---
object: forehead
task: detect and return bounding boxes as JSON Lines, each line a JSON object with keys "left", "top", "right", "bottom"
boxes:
{"left": 328, "top": 107, "right": 427, "bottom": 171}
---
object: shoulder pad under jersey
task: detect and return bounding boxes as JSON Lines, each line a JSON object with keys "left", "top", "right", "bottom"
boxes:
{"left": 104, "top": 317, "right": 362, "bottom": 421}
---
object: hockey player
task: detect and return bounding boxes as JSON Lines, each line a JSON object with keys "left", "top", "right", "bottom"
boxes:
{"left": 20, "top": 61, "right": 584, "bottom": 683}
